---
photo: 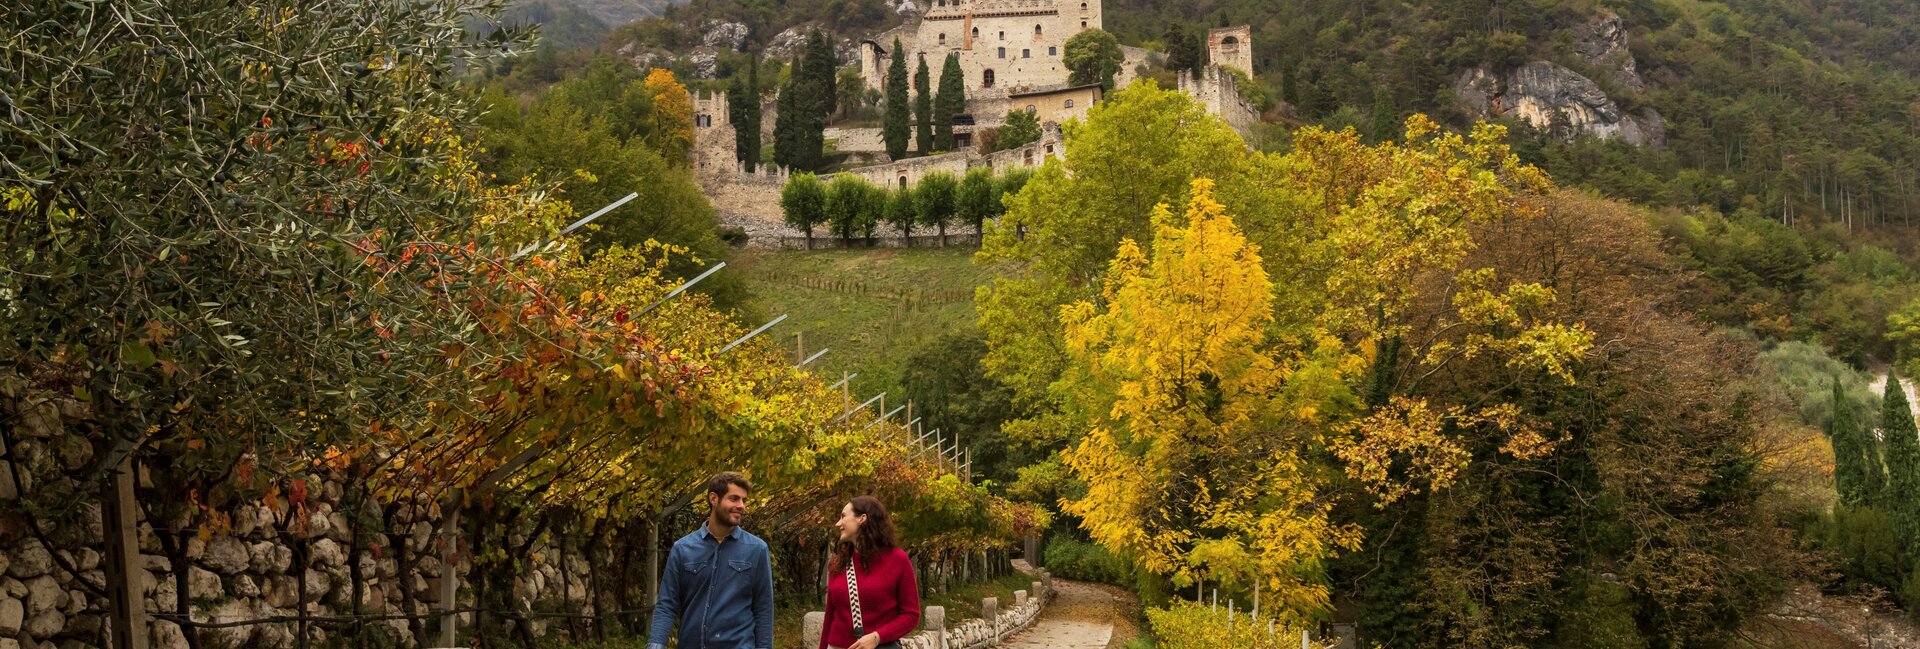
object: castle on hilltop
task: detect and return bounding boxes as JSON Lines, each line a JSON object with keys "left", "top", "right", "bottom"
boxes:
{"left": 860, "top": 0, "right": 1103, "bottom": 101}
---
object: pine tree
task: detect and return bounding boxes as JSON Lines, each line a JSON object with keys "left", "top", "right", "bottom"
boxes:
{"left": 914, "top": 53, "right": 933, "bottom": 156}
{"left": 1164, "top": 25, "right": 1202, "bottom": 79}
{"left": 935, "top": 53, "right": 965, "bottom": 151}
{"left": 883, "top": 39, "right": 911, "bottom": 160}
{"left": 1369, "top": 86, "right": 1398, "bottom": 143}
{"left": 1880, "top": 373, "right": 1920, "bottom": 545}
{"left": 1834, "top": 379, "right": 1875, "bottom": 507}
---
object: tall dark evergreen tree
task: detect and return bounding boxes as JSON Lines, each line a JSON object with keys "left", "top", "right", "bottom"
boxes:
{"left": 1163, "top": 25, "right": 1203, "bottom": 79}
{"left": 726, "top": 62, "right": 762, "bottom": 172}
{"left": 1369, "top": 87, "right": 1398, "bottom": 143}
{"left": 791, "top": 30, "right": 838, "bottom": 171}
{"left": 934, "top": 53, "right": 965, "bottom": 151}
{"left": 883, "top": 38, "right": 911, "bottom": 160}
{"left": 914, "top": 53, "right": 933, "bottom": 155}
{"left": 772, "top": 76, "right": 799, "bottom": 169}
{"left": 1834, "top": 379, "right": 1875, "bottom": 507}
{"left": 1880, "top": 373, "right": 1920, "bottom": 545}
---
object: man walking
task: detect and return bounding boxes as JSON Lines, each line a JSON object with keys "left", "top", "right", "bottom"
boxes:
{"left": 648, "top": 472, "right": 776, "bottom": 649}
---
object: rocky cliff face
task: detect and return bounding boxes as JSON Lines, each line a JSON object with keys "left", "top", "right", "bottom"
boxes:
{"left": 1573, "top": 11, "right": 1645, "bottom": 92}
{"left": 1453, "top": 61, "right": 1665, "bottom": 146}
{"left": 1453, "top": 12, "right": 1665, "bottom": 147}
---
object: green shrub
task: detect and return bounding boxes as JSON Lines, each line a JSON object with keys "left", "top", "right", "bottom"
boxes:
{"left": 1044, "top": 537, "right": 1133, "bottom": 585}
{"left": 1142, "top": 601, "right": 1300, "bottom": 649}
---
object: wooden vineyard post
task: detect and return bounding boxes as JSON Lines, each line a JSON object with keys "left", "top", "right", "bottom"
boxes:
{"left": 103, "top": 450, "right": 148, "bottom": 649}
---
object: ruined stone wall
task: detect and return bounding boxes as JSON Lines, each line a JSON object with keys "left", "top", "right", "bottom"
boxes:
{"left": 1179, "top": 66, "right": 1261, "bottom": 141}
{"left": 1206, "top": 26, "right": 1253, "bottom": 75}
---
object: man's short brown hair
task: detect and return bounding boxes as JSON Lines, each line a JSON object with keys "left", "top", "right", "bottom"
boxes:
{"left": 706, "top": 471, "right": 751, "bottom": 498}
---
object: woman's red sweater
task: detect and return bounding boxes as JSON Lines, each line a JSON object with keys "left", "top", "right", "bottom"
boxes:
{"left": 820, "top": 547, "right": 921, "bottom": 648}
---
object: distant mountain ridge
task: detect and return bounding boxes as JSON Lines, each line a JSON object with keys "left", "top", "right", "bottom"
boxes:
{"left": 508, "top": 0, "right": 687, "bottom": 50}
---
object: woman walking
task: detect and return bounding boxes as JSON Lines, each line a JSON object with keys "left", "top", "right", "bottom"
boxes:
{"left": 820, "top": 496, "right": 921, "bottom": 649}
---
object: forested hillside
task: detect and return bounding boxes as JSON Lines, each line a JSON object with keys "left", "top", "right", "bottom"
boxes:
{"left": 1109, "top": 0, "right": 1920, "bottom": 224}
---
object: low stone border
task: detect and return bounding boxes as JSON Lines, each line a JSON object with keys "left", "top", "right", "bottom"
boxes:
{"left": 803, "top": 570, "right": 1055, "bottom": 649}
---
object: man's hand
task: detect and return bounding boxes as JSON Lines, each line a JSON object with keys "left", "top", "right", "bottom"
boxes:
{"left": 849, "top": 632, "right": 883, "bottom": 649}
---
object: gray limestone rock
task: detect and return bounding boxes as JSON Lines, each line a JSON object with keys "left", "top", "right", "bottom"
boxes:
{"left": 1453, "top": 61, "right": 1664, "bottom": 147}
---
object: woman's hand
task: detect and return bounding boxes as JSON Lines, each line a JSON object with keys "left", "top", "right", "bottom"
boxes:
{"left": 849, "top": 632, "right": 883, "bottom": 649}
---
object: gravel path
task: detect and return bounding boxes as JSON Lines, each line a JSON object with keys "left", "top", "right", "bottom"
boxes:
{"left": 1004, "top": 562, "right": 1129, "bottom": 649}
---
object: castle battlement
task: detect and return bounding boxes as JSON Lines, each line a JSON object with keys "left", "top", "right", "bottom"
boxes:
{"left": 923, "top": 0, "right": 1067, "bottom": 19}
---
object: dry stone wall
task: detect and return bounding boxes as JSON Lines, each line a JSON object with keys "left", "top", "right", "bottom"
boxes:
{"left": 0, "top": 384, "right": 599, "bottom": 649}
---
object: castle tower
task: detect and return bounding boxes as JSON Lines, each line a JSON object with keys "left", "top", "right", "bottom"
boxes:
{"left": 1206, "top": 25, "right": 1253, "bottom": 75}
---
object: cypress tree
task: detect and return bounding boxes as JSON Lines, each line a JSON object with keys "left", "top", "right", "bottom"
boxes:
{"left": 771, "top": 76, "right": 799, "bottom": 169}
{"left": 883, "top": 39, "right": 911, "bottom": 160}
{"left": 914, "top": 53, "right": 933, "bottom": 156}
{"left": 726, "top": 63, "right": 762, "bottom": 173}
{"left": 1834, "top": 379, "right": 1873, "bottom": 507}
{"left": 790, "top": 31, "right": 837, "bottom": 171}
{"left": 1880, "top": 373, "right": 1920, "bottom": 545}
{"left": 935, "top": 53, "right": 965, "bottom": 151}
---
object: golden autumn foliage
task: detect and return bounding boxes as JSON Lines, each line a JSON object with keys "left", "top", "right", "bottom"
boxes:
{"left": 1058, "top": 180, "right": 1358, "bottom": 622}
{"left": 643, "top": 68, "right": 695, "bottom": 164}
{"left": 980, "top": 83, "right": 1601, "bottom": 623}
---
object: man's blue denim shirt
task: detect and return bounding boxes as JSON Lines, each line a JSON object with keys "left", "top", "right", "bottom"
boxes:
{"left": 646, "top": 524, "right": 774, "bottom": 649}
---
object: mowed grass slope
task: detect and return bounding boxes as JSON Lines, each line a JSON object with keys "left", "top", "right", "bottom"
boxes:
{"left": 730, "top": 247, "right": 1004, "bottom": 398}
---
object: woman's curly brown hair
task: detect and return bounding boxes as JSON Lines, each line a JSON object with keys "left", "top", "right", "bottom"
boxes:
{"left": 832, "top": 495, "right": 899, "bottom": 571}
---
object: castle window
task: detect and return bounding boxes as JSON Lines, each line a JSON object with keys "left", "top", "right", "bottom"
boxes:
{"left": 1022, "top": 49, "right": 1030, "bottom": 58}
{"left": 1049, "top": 46, "right": 1057, "bottom": 56}
{"left": 972, "top": 27, "right": 979, "bottom": 39}
{"left": 997, "top": 47, "right": 1006, "bottom": 58}
{"left": 1063, "top": 99, "right": 1074, "bottom": 109}
{"left": 899, "top": 175, "right": 908, "bottom": 188}
{"left": 696, "top": 114, "right": 712, "bottom": 127}
{"left": 1080, "top": 1, "right": 1087, "bottom": 9}
{"left": 1025, "top": 104, "right": 1036, "bottom": 113}
{"left": 939, "top": 33, "right": 946, "bottom": 45}
{"left": 999, "top": 31, "right": 1005, "bottom": 40}
{"left": 983, "top": 69, "right": 996, "bottom": 87}
{"left": 1034, "top": 24, "right": 1043, "bottom": 36}
{"left": 1081, "top": 20, "right": 1088, "bottom": 28}
{"left": 1222, "top": 35, "right": 1239, "bottom": 46}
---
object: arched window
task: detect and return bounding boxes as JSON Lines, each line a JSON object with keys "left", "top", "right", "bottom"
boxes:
{"left": 1025, "top": 104, "right": 1036, "bottom": 113}
{"left": 972, "top": 27, "right": 979, "bottom": 39}
{"left": 983, "top": 69, "right": 996, "bottom": 87}
{"left": 1081, "top": 20, "right": 1087, "bottom": 28}
{"left": 1034, "top": 24, "right": 1043, "bottom": 35}
{"left": 1063, "top": 99, "right": 1074, "bottom": 109}
{"left": 899, "top": 175, "right": 908, "bottom": 188}
{"left": 1080, "top": 2, "right": 1087, "bottom": 9}
{"left": 1222, "top": 36, "right": 1239, "bottom": 45}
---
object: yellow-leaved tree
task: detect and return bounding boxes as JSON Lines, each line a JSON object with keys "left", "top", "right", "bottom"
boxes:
{"left": 643, "top": 68, "right": 695, "bottom": 163}
{"left": 1059, "top": 179, "right": 1358, "bottom": 623}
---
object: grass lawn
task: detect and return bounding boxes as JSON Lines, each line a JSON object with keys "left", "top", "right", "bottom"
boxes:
{"left": 729, "top": 246, "right": 1004, "bottom": 398}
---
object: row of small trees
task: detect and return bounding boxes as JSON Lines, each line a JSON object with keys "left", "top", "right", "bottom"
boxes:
{"left": 780, "top": 166, "right": 1032, "bottom": 248}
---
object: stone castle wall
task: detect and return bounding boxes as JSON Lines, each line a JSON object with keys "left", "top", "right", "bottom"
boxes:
{"left": 865, "top": 0, "right": 1102, "bottom": 101}
{"left": 1179, "top": 65, "right": 1261, "bottom": 140}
